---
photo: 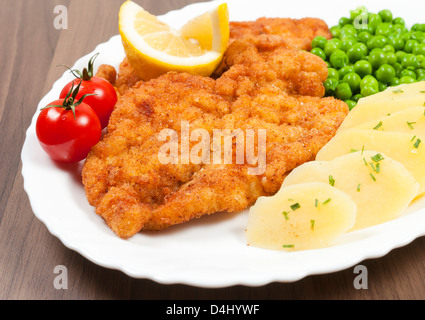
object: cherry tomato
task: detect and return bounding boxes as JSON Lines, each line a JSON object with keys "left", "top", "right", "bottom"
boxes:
{"left": 59, "top": 53, "right": 117, "bottom": 129}
{"left": 36, "top": 83, "right": 101, "bottom": 163}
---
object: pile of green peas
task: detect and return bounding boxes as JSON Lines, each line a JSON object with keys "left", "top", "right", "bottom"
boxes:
{"left": 311, "top": 7, "right": 425, "bottom": 110}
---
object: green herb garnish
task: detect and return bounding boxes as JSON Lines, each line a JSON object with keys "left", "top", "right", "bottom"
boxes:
{"left": 373, "top": 121, "right": 383, "bottom": 130}
{"left": 414, "top": 138, "right": 422, "bottom": 149}
{"left": 310, "top": 219, "right": 315, "bottom": 230}
{"left": 282, "top": 244, "right": 294, "bottom": 249}
{"left": 329, "top": 175, "right": 335, "bottom": 187}
{"left": 407, "top": 121, "right": 416, "bottom": 129}
{"left": 371, "top": 153, "right": 384, "bottom": 162}
{"left": 290, "top": 203, "right": 301, "bottom": 211}
{"left": 322, "top": 198, "right": 331, "bottom": 205}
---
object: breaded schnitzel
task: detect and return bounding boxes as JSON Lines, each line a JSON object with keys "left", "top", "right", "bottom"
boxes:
{"left": 229, "top": 17, "right": 331, "bottom": 51}
{"left": 82, "top": 40, "right": 348, "bottom": 238}
{"left": 104, "top": 17, "right": 331, "bottom": 94}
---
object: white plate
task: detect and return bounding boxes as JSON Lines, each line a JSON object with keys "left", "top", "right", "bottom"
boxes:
{"left": 22, "top": 0, "right": 425, "bottom": 288}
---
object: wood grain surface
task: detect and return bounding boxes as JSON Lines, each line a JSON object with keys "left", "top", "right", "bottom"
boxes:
{"left": 2, "top": 0, "right": 425, "bottom": 300}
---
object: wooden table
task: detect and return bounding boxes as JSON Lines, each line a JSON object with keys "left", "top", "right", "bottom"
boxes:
{"left": 2, "top": 0, "right": 425, "bottom": 300}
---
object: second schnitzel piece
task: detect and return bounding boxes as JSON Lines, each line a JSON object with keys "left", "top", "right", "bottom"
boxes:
{"left": 229, "top": 17, "right": 331, "bottom": 51}
{"left": 107, "top": 17, "right": 331, "bottom": 94}
{"left": 82, "top": 41, "right": 348, "bottom": 238}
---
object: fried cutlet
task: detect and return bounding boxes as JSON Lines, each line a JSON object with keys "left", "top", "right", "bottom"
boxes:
{"left": 229, "top": 17, "right": 331, "bottom": 51}
{"left": 104, "top": 17, "right": 331, "bottom": 94}
{"left": 82, "top": 40, "right": 348, "bottom": 238}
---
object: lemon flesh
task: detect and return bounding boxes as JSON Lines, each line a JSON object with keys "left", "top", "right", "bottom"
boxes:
{"left": 119, "top": 1, "right": 229, "bottom": 80}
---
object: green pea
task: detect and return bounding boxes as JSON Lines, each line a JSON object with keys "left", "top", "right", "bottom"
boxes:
{"left": 339, "top": 17, "right": 352, "bottom": 26}
{"left": 401, "top": 31, "right": 412, "bottom": 42}
{"left": 361, "top": 85, "right": 379, "bottom": 97}
{"left": 411, "top": 31, "right": 425, "bottom": 42}
{"left": 360, "top": 75, "right": 379, "bottom": 90}
{"left": 388, "top": 37, "right": 405, "bottom": 51}
{"left": 390, "top": 77, "right": 401, "bottom": 86}
{"left": 418, "top": 75, "right": 425, "bottom": 81}
{"left": 412, "top": 23, "right": 422, "bottom": 31}
{"left": 400, "top": 69, "right": 417, "bottom": 79}
{"left": 399, "top": 76, "right": 416, "bottom": 84}
{"left": 367, "top": 35, "right": 388, "bottom": 50}
{"left": 396, "top": 51, "right": 407, "bottom": 63}
{"left": 404, "top": 40, "right": 419, "bottom": 53}
{"left": 343, "top": 72, "right": 362, "bottom": 92}
{"left": 311, "top": 47, "right": 327, "bottom": 60}
{"left": 324, "top": 38, "right": 342, "bottom": 57}
{"left": 382, "top": 44, "right": 395, "bottom": 53}
{"left": 386, "top": 52, "right": 397, "bottom": 65}
{"left": 330, "top": 26, "right": 342, "bottom": 38}
{"left": 416, "top": 68, "right": 425, "bottom": 79}
{"left": 345, "top": 99, "right": 357, "bottom": 111}
{"left": 401, "top": 54, "right": 420, "bottom": 69}
{"left": 368, "top": 13, "right": 382, "bottom": 33}
{"left": 354, "top": 60, "right": 373, "bottom": 77}
{"left": 375, "top": 64, "right": 396, "bottom": 83}
{"left": 324, "top": 78, "right": 339, "bottom": 95}
{"left": 357, "top": 31, "right": 372, "bottom": 44}
{"left": 413, "top": 44, "right": 425, "bottom": 56}
{"left": 352, "top": 93, "right": 363, "bottom": 102}
{"left": 346, "top": 42, "right": 368, "bottom": 63}
{"left": 330, "top": 50, "right": 349, "bottom": 69}
{"left": 335, "top": 82, "right": 352, "bottom": 100}
{"left": 311, "top": 36, "right": 328, "bottom": 50}
{"left": 327, "top": 68, "right": 339, "bottom": 80}
{"left": 338, "top": 65, "right": 355, "bottom": 79}
{"left": 378, "top": 9, "right": 393, "bottom": 23}
{"left": 341, "top": 38, "right": 357, "bottom": 52}
{"left": 378, "top": 81, "right": 388, "bottom": 92}
{"left": 392, "top": 62, "right": 403, "bottom": 77}
{"left": 392, "top": 24, "right": 407, "bottom": 34}
{"left": 368, "top": 49, "right": 388, "bottom": 69}
{"left": 375, "top": 23, "right": 393, "bottom": 37}
{"left": 392, "top": 17, "right": 405, "bottom": 26}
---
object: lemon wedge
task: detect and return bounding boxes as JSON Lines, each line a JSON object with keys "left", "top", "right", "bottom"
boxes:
{"left": 119, "top": 1, "right": 229, "bottom": 80}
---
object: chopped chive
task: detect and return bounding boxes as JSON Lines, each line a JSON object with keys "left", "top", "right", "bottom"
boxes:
{"left": 350, "top": 148, "right": 359, "bottom": 153}
{"left": 290, "top": 203, "right": 301, "bottom": 211}
{"left": 407, "top": 121, "right": 416, "bottom": 129}
{"left": 371, "top": 153, "right": 384, "bottom": 162}
{"left": 373, "top": 121, "right": 383, "bottom": 130}
{"left": 282, "top": 211, "right": 289, "bottom": 220}
{"left": 420, "top": 91, "right": 425, "bottom": 93}
{"left": 411, "top": 135, "right": 417, "bottom": 142}
{"left": 329, "top": 175, "right": 335, "bottom": 187}
{"left": 414, "top": 138, "right": 422, "bottom": 149}
{"left": 361, "top": 146, "right": 365, "bottom": 154}
{"left": 357, "top": 184, "right": 361, "bottom": 192}
{"left": 369, "top": 162, "right": 379, "bottom": 173}
{"left": 322, "top": 198, "right": 331, "bottom": 205}
{"left": 363, "top": 157, "right": 368, "bottom": 166}
{"left": 287, "top": 198, "right": 294, "bottom": 201}
{"left": 370, "top": 173, "right": 376, "bottom": 181}
{"left": 310, "top": 219, "right": 315, "bottom": 230}
{"left": 282, "top": 244, "right": 294, "bottom": 248}
{"left": 393, "top": 88, "right": 404, "bottom": 93}
{"left": 315, "top": 198, "right": 319, "bottom": 208}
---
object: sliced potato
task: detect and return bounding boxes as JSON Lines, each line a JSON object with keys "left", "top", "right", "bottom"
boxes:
{"left": 338, "top": 81, "right": 425, "bottom": 132}
{"left": 246, "top": 182, "right": 357, "bottom": 251}
{"left": 282, "top": 151, "right": 419, "bottom": 230}
{"left": 316, "top": 129, "right": 425, "bottom": 196}
{"left": 353, "top": 106, "right": 425, "bottom": 137}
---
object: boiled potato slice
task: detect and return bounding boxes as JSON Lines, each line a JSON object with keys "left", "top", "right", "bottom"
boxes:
{"left": 316, "top": 129, "right": 425, "bottom": 196}
{"left": 246, "top": 182, "right": 357, "bottom": 251}
{"left": 283, "top": 151, "right": 419, "bottom": 230}
{"left": 338, "top": 81, "right": 425, "bottom": 132}
{"left": 353, "top": 106, "right": 425, "bottom": 137}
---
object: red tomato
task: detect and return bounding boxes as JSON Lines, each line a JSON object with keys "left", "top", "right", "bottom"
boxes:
{"left": 59, "top": 53, "right": 117, "bottom": 129}
{"left": 60, "top": 76, "right": 117, "bottom": 129}
{"left": 36, "top": 99, "right": 101, "bottom": 163}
